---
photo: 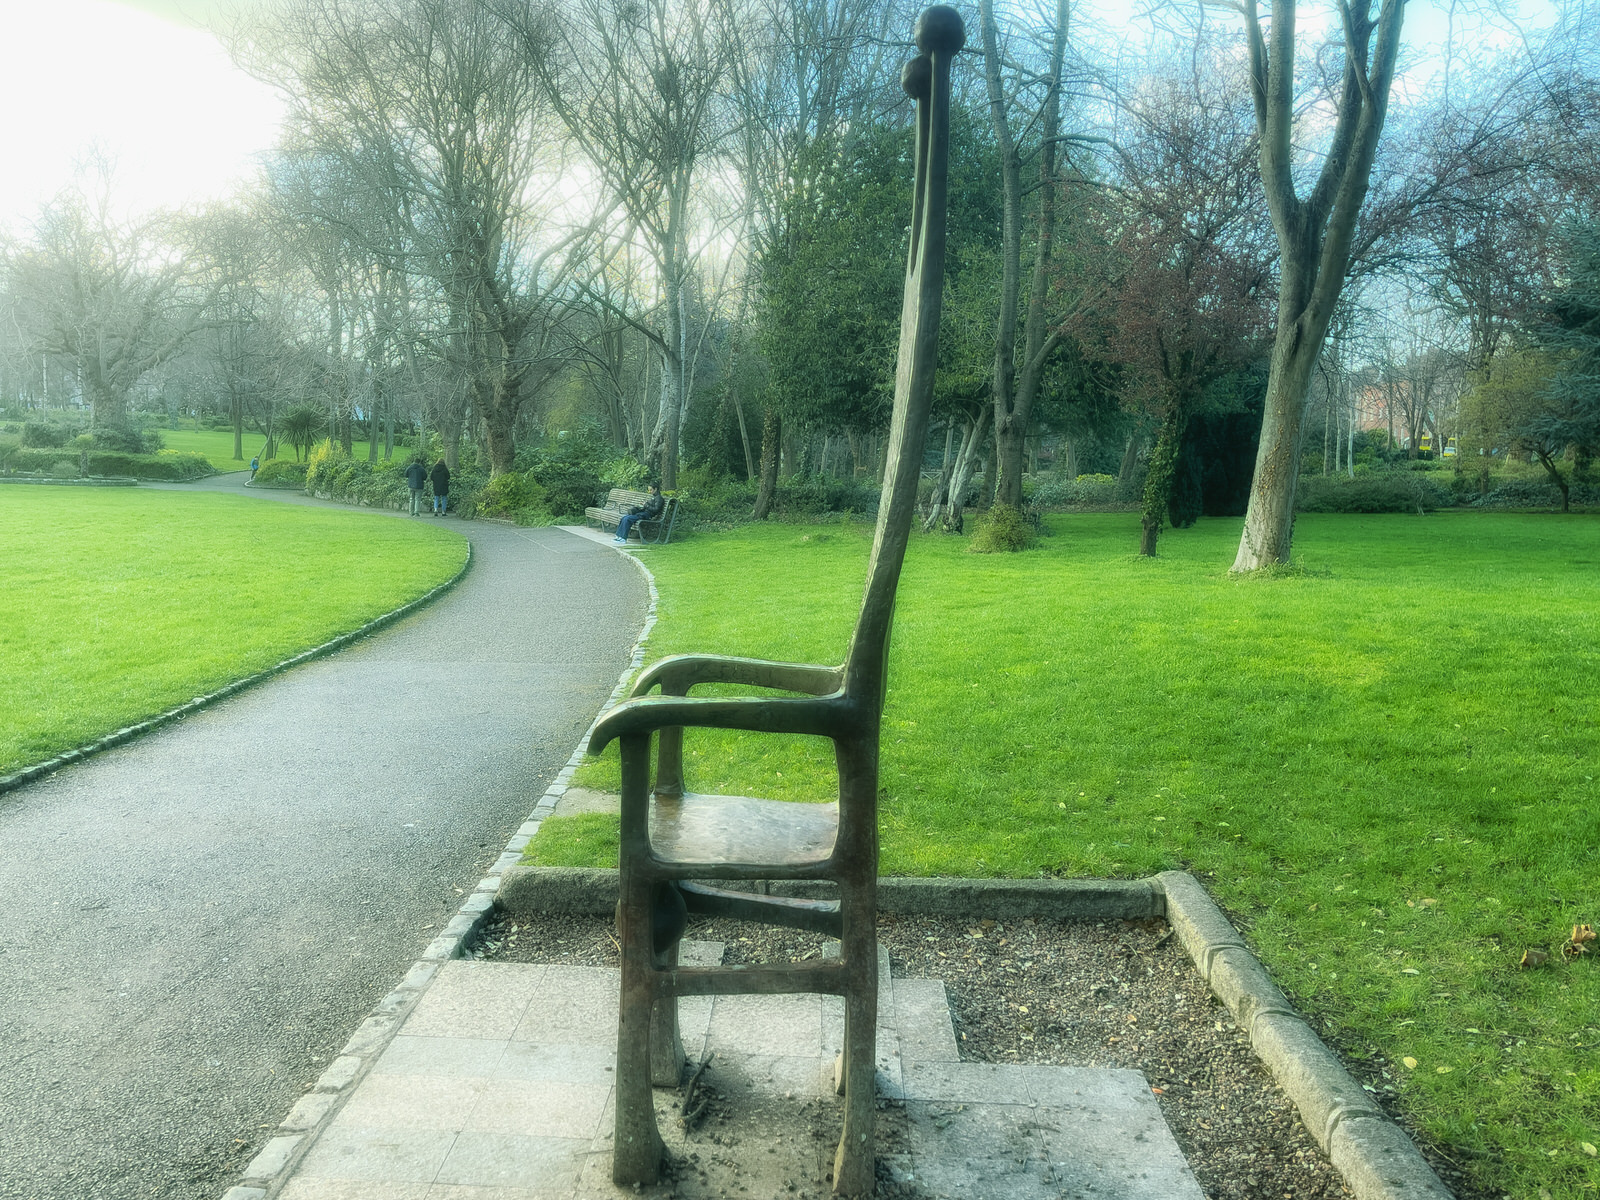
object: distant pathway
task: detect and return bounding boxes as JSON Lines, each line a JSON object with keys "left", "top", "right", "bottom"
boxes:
{"left": 0, "top": 473, "right": 647, "bottom": 1199}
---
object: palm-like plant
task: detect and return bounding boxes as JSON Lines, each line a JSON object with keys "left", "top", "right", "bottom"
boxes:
{"left": 279, "top": 405, "right": 324, "bottom": 461}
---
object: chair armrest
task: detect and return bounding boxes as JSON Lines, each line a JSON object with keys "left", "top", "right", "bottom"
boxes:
{"left": 630, "top": 654, "right": 843, "bottom": 698}
{"left": 589, "top": 692, "right": 859, "bottom": 754}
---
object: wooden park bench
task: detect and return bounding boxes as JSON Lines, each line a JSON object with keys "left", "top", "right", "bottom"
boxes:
{"left": 588, "top": 8, "right": 964, "bottom": 1193}
{"left": 585, "top": 488, "right": 680, "bottom": 545}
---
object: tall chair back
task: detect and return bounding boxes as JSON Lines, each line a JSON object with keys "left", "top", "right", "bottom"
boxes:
{"left": 589, "top": 10, "right": 964, "bottom": 1193}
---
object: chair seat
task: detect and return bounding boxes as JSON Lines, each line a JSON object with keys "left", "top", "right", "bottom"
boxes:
{"left": 648, "top": 791, "right": 838, "bottom": 869}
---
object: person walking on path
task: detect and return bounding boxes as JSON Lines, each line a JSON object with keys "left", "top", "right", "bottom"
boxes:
{"left": 405, "top": 458, "right": 427, "bottom": 516}
{"left": 614, "top": 483, "right": 663, "bottom": 543}
{"left": 249, "top": 455, "right": 259, "bottom": 482}
{"left": 430, "top": 459, "right": 451, "bottom": 516}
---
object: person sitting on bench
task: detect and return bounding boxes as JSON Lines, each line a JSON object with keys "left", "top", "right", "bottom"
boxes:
{"left": 614, "top": 484, "right": 664, "bottom": 543}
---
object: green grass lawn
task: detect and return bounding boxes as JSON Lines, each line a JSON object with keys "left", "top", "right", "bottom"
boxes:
{"left": 550, "top": 511, "right": 1599, "bottom": 1196}
{"left": 0, "top": 487, "right": 466, "bottom": 776}
{"left": 153, "top": 427, "right": 277, "bottom": 472}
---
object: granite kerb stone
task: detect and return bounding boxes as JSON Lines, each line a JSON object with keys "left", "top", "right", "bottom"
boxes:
{"left": 1, "top": 541, "right": 473, "bottom": 801}
{"left": 1153, "top": 870, "right": 1452, "bottom": 1200}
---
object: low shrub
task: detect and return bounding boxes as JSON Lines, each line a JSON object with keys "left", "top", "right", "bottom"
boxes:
{"left": 478, "top": 470, "right": 549, "bottom": 519}
{"left": 253, "top": 460, "right": 308, "bottom": 488}
{"left": 21, "top": 420, "right": 73, "bottom": 449}
{"left": 772, "top": 473, "right": 880, "bottom": 519}
{"left": 91, "top": 425, "right": 164, "bottom": 454}
{"left": 673, "top": 470, "right": 755, "bottom": 532}
{"left": 968, "top": 502, "right": 1035, "bottom": 552}
{"left": 1296, "top": 471, "right": 1455, "bottom": 513}
{"left": 1470, "top": 477, "right": 1600, "bottom": 509}
{"left": 600, "top": 454, "right": 649, "bottom": 490}
{"left": 2, "top": 446, "right": 210, "bottom": 480}
{"left": 1027, "top": 472, "right": 1122, "bottom": 509}
{"left": 304, "top": 440, "right": 349, "bottom": 491}
{"left": 524, "top": 448, "right": 603, "bottom": 518}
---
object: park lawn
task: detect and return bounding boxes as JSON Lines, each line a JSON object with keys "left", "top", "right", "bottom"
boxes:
{"left": 0, "top": 487, "right": 466, "bottom": 776}
{"left": 154, "top": 427, "right": 278, "bottom": 472}
{"left": 549, "top": 511, "right": 1600, "bottom": 1197}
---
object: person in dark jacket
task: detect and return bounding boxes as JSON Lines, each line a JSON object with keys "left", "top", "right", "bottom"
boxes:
{"left": 614, "top": 483, "right": 664, "bottom": 543}
{"left": 430, "top": 459, "right": 450, "bottom": 515}
{"left": 404, "top": 458, "right": 427, "bottom": 516}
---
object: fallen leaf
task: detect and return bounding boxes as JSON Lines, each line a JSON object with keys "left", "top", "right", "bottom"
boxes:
{"left": 1582, "top": 1142, "right": 1598, "bottom": 1157}
{"left": 1435, "top": 1065, "right": 1453, "bottom": 1073}
{"left": 1401, "top": 968, "right": 1420, "bottom": 975}
{"left": 1402, "top": 1057, "right": 1418, "bottom": 1069}
{"left": 1521, "top": 948, "right": 1551, "bottom": 969}
{"left": 1573, "top": 924, "right": 1596, "bottom": 945}
{"left": 1420, "top": 898, "right": 1438, "bottom": 907}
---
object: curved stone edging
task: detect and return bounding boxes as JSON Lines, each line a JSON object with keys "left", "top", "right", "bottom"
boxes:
{"left": 0, "top": 476, "right": 140, "bottom": 487}
{"left": 1156, "top": 871, "right": 1453, "bottom": 1200}
{"left": 0, "top": 543, "right": 473, "bottom": 800}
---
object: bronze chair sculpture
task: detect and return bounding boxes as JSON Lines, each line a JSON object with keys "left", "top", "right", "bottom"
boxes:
{"left": 587, "top": 8, "right": 964, "bottom": 1193}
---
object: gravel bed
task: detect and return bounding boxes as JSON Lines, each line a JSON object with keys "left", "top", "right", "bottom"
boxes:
{"left": 471, "top": 908, "right": 1355, "bottom": 1199}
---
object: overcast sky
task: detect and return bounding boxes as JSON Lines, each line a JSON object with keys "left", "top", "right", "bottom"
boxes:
{"left": 0, "top": 0, "right": 1556, "bottom": 234}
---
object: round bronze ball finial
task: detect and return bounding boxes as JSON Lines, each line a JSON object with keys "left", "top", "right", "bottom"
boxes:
{"left": 901, "top": 54, "right": 932, "bottom": 100}
{"left": 914, "top": 5, "right": 965, "bottom": 55}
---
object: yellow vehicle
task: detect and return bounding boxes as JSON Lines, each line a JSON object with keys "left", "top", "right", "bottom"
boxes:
{"left": 1442, "top": 436, "right": 1457, "bottom": 457}
{"left": 1420, "top": 431, "right": 1434, "bottom": 453}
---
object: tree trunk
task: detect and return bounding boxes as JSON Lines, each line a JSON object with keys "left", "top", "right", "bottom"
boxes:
{"left": 979, "top": 0, "right": 1067, "bottom": 512}
{"left": 82, "top": 358, "right": 125, "bottom": 430}
{"left": 922, "top": 424, "right": 956, "bottom": 529}
{"left": 928, "top": 409, "right": 991, "bottom": 533}
{"left": 368, "top": 379, "right": 381, "bottom": 462}
{"left": 1138, "top": 400, "right": 1185, "bottom": 557}
{"left": 751, "top": 405, "right": 779, "bottom": 520}
{"left": 1117, "top": 427, "right": 1144, "bottom": 495}
{"left": 1232, "top": 0, "right": 1406, "bottom": 570}
{"left": 731, "top": 381, "right": 755, "bottom": 480}
{"left": 1232, "top": 344, "right": 1318, "bottom": 570}
{"left": 1535, "top": 450, "right": 1571, "bottom": 513}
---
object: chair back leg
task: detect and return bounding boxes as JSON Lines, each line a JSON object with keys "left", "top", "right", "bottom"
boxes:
{"left": 613, "top": 890, "right": 666, "bottom": 1183}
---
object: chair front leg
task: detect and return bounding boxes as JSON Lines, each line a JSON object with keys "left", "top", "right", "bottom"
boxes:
{"left": 614, "top": 736, "right": 664, "bottom": 1184}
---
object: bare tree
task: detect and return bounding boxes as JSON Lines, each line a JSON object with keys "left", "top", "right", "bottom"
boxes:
{"left": 1076, "top": 48, "right": 1273, "bottom": 556}
{"left": 977, "top": 0, "right": 1072, "bottom": 511}
{"left": 527, "top": 0, "right": 736, "bottom": 488}
{"left": 1229, "top": 0, "right": 1406, "bottom": 571}
{"left": 5, "top": 168, "right": 205, "bottom": 430}
{"left": 186, "top": 199, "right": 294, "bottom": 461}
{"left": 239, "top": 0, "right": 589, "bottom": 475}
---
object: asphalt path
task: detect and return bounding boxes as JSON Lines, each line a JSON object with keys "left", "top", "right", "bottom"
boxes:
{"left": 0, "top": 475, "right": 647, "bottom": 1199}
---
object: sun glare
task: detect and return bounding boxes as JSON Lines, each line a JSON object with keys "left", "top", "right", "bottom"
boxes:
{"left": 0, "top": 0, "right": 284, "bottom": 229}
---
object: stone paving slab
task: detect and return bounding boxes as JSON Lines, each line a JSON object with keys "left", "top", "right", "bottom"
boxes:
{"left": 268, "top": 950, "right": 1203, "bottom": 1200}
